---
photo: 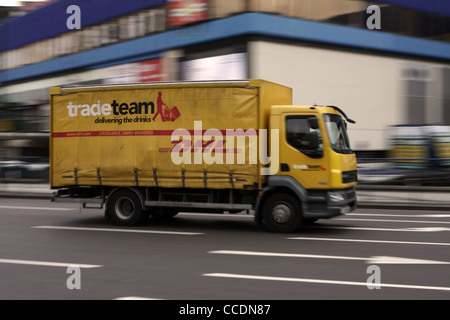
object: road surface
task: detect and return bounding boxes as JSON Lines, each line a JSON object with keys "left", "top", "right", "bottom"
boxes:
{"left": 0, "top": 198, "right": 449, "bottom": 300}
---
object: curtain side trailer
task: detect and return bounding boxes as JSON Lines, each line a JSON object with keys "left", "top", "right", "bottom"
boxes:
{"left": 50, "top": 79, "right": 357, "bottom": 233}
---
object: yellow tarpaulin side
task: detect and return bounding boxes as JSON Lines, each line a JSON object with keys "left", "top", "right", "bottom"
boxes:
{"left": 50, "top": 82, "right": 284, "bottom": 190}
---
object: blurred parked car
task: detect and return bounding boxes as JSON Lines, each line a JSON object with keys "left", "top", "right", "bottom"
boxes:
{"left": 0, "top": 160, "right": 49, "bottom": 181}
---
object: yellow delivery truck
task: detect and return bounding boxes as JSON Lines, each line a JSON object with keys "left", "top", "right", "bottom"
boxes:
{"left": 50, "top": 79, "right": 357, "bottom": 233}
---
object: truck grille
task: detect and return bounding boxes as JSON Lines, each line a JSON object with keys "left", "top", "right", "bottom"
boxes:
{"left": 342, "top": 170, "right": 358, "bottom": 184}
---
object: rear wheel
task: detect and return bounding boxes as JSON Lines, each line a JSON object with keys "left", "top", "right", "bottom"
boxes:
{"left": 262, "top": 193, "right": 302, "bottom": 233}
{"left": 107, "top": 189, "right": 146, "bottom": 226}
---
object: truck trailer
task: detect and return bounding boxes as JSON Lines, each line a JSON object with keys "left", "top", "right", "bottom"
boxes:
{"left": 50, "top": 79, "right": 357, "bottom": 233}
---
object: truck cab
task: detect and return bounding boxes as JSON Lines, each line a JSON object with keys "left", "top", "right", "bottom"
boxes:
{"left": 256, "top": 105, "right": 358, "bottom": 233}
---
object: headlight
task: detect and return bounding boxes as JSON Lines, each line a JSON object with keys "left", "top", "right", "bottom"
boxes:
{"left": 329, "top": 192, "right": 345, "bottom": 202}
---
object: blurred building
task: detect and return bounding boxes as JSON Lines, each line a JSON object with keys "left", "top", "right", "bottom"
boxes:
{"left": 1, "top": 0, "right": 450, "bottom": 181}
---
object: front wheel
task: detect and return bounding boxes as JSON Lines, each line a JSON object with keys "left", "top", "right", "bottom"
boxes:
{"left": 262, "top": 193, "right": 302, "bottom": 233}
{"left": 106, "top": 189, "right": 146, "bottom": 226}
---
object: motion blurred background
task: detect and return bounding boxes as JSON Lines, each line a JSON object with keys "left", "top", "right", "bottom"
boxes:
{"left": 1, "top": 0, "right": 450, "bottom": 187}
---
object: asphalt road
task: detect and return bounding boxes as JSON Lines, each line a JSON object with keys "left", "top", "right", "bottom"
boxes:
{"left": 0, "top": 197, "right": 450, "bottom": 301}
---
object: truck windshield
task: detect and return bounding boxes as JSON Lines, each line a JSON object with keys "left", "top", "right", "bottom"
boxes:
{"left": 324, "top": 113, "right": 353, "bottom": 154}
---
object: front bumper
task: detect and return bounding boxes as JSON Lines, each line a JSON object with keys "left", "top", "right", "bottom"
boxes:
{"left": 303, "top": 187, "right": 357, "bottom": 219}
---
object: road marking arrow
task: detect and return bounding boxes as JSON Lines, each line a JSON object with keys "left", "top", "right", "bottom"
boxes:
{"left": 209, "top": 250, "right": 450, "bottom": 265}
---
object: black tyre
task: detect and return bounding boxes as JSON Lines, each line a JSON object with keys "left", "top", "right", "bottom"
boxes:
{"left": 302, "top": 218, "right": 319, "bottom": 225}
{"left": 150, "top": 208, "right": 179, "bottom": 221}
{"left": 106, "top": 189, "right": 146, "bottom": 226}
{"left": 262, "top": 193, "right": 302, "bottom": 233}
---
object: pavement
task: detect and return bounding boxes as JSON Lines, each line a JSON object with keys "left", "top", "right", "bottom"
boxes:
{"left": 0, "top": 182, "right": 449, "bottom": 211}
{"left": 0, "top": 183, "right": 53, "bottom": 198}
{"left": 356, "top": 185, "right": 450, "bottom": 210}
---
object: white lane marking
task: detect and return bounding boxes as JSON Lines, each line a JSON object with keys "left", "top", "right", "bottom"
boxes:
{"left": 341, "top": 218, "right": 450, "bottom": 225}
{"left": 32, "top": 225, "right": 203, "bottom": 236}
{"left": 406, "top": 227, "right": 450, "bottom": 232}
{"left": 368, "top": 256, "right": 450, "bottom": 265}
{"left": 179, "top": 213, "right": 253, "bottom": 219}
{"left": 114, "top": 297, "right": 163, "bottom": 300}
{"left": 182, "top": 212, "right": 450, "bottom": 220}
{"left": 287, "top": 237, "right": 450, "bottom": 247}
{"left": 0, "top": 259, "right": 102, "bottom": 269}
{"left": 311, "top": 226, "right": 450, "bottom": 232}
{"left": 348, "top": 213, "right": 450, "bottom": 218}
{"left": 209, "top": 250, "right": 450, "bottom": 265}
{"left": 0, "top": 205, "right": 75, "bottom": 211}
{"left": 203, "top": 273, "right": 450, "bottom": 292}
{"left": 209, "top": 250, "right": 365, "bottom": 261}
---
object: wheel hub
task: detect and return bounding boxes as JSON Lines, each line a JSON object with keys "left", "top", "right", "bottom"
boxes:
{"left": 115, "top": 197, "right": 135, "bottom": 220}
{"left": 272, "top": 203, "right": 292, "bottom": 224}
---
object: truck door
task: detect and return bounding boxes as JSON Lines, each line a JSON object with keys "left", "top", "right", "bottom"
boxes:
{"left": 279, "top": 114, "right": 330, "bottom": 189}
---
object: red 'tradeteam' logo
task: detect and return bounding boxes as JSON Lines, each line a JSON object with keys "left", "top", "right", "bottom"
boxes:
{"left": 152, "top": 92, "right": 181, "bottom": 122}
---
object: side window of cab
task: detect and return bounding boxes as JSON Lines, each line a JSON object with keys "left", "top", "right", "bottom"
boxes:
{"left": 286, "top": 116, "right": 323, "bottom": 158}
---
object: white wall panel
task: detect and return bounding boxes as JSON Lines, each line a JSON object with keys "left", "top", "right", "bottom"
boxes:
{"left": 249, "top": 40, "right": 445, "bottom": 151}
